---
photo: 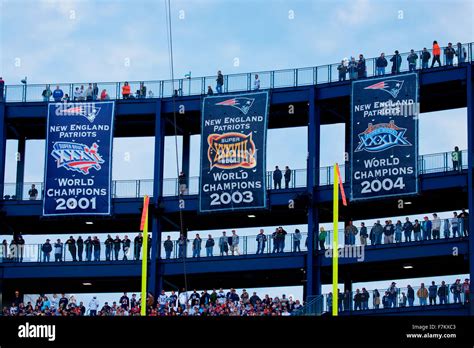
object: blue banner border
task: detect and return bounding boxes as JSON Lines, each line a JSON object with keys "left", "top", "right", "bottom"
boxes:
{"left": 350, "top": 73, "right": 419, "bottom": 202}
{"left": 42, "top": 101, "right": 115, "bottom": 217}
{"left": 198, "top": 91, "right": 269, "bottom": 213}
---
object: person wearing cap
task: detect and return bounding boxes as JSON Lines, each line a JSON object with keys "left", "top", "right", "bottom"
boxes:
{"left": 41, "top": 238, "right": 52, "bottom": 262}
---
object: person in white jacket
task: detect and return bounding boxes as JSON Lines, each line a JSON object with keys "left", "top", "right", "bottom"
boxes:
{"left": 432, "top": 213, "right": 441, "bottom": 240}
{"left": 178, "top": 289, "right": 188, "bottom": 310}
{"left": 88, "top": 296, "right": 99, "bottom": 316}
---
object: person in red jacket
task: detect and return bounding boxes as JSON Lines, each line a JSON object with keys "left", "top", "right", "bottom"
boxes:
{"left": 431, "top": 40, "right": 441, "bottom": 67}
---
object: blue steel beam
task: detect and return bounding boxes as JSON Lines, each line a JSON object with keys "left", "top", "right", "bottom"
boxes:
{"left": 2, "top": 261, "right": 142, "bottom": 279}
{"left": 149, "top": 101, "right": 165, "bottom": 297}
{"left": 1, "top": 238, "right": 466, "bottom": 280}
{"left": 466, "top": 63, "right": 474, "bottom": 315}
{"left": 319, "top": 239, "right": 468, "bottom": 267}
{"left": 0, "top": 103, "right": 6, "bottom": 198}
{"left": 306, "top": 86, "right": 319, "bottom": 299}
{"left": 338, "top": 303, "right": 469, "bottom": 316}
{"left": 182, "top": 132, "right": 190, "bottom": 185}
{"left": 15, "top": 137, "right": 25, "bottom": 199}
{"left": 160, "top": 253, "right": 306, "bottom": 276}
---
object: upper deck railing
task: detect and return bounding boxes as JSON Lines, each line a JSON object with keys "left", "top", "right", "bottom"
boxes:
{"left": 1, "top": 150, "right": 467, "bottom": 200}
{"left": 1, "top": 43, "right": 473, "bottom": 103}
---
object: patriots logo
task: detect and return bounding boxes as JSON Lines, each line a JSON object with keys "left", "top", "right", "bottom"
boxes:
{"left": 364, "top": 80, "right": 404, "bottom": 98}
{"left": 215, "top": 97, "right": 255, "bottom": 115}
{"left": 51, "top": 141, "right": 104, "bottom": 174}
{"left": 355, "top": 120, "right": 411, "bottom": 152}
{"left": 56, "top": 104, "right": 101, "bottom": 123}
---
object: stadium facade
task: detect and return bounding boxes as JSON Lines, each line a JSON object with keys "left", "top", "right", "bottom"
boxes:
{"left": 0, "top": 43, "right": 473, "bottom": 316}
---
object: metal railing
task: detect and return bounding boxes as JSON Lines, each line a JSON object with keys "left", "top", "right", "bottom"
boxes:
{"left": 0, "top": 241, "right": 146, "bottom": 263}
{"left": 160, "top": 232, "right": 308, "bottom": 260}
{"left": 318, "top": 218, "right": 469, "bottom": 250}
{"left": 3, "top": 149, "right": 467, "bottom": 200}
{"left": 292, "top": 295, "right": 324, "bottom": 316}
{"left": 322, "top": 284, "right": 469, "bottom": 314}
{"left": 1, "top": 43, "right": 472, "bottom": 102}
{"left": 2, "top": 214, "right": 468, "bottom": 264}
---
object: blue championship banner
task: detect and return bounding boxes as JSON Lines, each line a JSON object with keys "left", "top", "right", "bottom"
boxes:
{"left": 199, "top": 92, "right": 269, "bottom": 212}
{"left": 43, "top": 102, "right": 115, "bottom": 216}
{"left": 351, "top": 73, "right": 418, "bottom": 201}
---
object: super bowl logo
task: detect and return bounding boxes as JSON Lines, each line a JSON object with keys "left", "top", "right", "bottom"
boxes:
{"left": 207, "top": 132, "right": 256, "bottom": 169}
{"left": 355, "top": 120, "right": 411, "bottom": 152}
{"left": 51, "top": 141, "right": 104, "bottom": 174}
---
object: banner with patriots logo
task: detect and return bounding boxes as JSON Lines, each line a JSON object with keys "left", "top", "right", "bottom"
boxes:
{"left": 350, "top": 73, "right": 419, "bottom": 201}
{"left": 43, "top": 102, "right": 115, "bottom": 216}
{"left": 199, "top": 92, "right": 269, "bottom": 213}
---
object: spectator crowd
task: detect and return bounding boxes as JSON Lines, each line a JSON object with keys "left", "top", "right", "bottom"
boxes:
{"left": 326, "top": 278, "right": 471, "bottom": 313}
{"left": 1, "top": 209, "right": 469, "bottom": 262}
{"left": 2, "top": 289, "right": 303, "bottom": 317}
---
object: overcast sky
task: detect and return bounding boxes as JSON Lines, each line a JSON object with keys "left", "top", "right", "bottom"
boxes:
{"left": 0, "top": 0, "right": 473, "bottom": 301}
